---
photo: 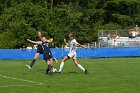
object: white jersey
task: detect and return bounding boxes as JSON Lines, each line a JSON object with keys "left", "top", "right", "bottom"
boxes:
{"left": 67, "top": 39, "right": 78, "bottom": 59}
{"left": 69, "top": 39, "right": 78, "bottom": 53}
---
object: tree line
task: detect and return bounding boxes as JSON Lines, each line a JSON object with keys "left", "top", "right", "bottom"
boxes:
{"left": 0, "top": 0, "right": 139, "bottom": 48}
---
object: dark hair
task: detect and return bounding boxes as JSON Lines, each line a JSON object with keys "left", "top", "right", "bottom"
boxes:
{"left": 38, "top": 31, "right": 44, "bottom": 37}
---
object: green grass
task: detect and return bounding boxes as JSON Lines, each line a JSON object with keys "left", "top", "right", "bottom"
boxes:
{"left": 0, "top": 58, "right": 140, "bottom": 93}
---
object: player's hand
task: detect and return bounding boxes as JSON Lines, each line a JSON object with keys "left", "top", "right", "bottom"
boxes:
{"left": 82, "top": 45, "right": 87, "bottom": 48}
{"left": 27, "top": 39, "right": 30, "bottom": 41}
{"left": 50, "top": 38, "right": 53, "bottom": 42}
{"left": 27, "top": 39, "right": 32, "bottom": 43}
{"left": 80, "top": 44, "right": 86, "bottom": 48}
{"left": 64, "top": 39, "right": 66, "bottom": 43}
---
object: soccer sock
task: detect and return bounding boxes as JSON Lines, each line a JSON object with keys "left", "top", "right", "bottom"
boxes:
{"left": 30, "top": 59, "right": 36, "bottom": 67}
{"left": 48, "top": 65, "right": 51, "bottom": 70}
{"left": 77, "top": 64, "right": 85, "bottom": 72}
{"left": 59, "top": 62, "right": 64, "bottom": 72}
{"left": 46, "top": 65, "right": 51, "bottom": 73}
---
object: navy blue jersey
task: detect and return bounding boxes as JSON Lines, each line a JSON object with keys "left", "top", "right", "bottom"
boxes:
{"left": 42, "top": 42, "right": 51, "bottom": 53}
{"left": 41, "top": 42, "right": 53, "bottom": 60}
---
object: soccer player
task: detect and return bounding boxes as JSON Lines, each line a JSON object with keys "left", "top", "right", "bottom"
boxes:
{"left": 57, "top": 32, "right": 88, "bottom": 74}
{"left": 26, "top": 32, "right": 44, "bottom": 69}
{"left": 26, "top": 32, "right": 58, "bottom": 69}
{"left": 27, "top": 37, "right": 54, "bottom": 74}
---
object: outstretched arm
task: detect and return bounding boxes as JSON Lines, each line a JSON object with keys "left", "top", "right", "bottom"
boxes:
{"left": 27, "top": 39, "right": 42, "bottom": 44}
{"left": 77, "top": 43, "right": 86, "bottom": 48}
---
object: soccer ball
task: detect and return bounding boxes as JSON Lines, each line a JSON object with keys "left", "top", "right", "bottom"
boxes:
{"left": 52, "top": 68, "right": 57, "bottom": 72}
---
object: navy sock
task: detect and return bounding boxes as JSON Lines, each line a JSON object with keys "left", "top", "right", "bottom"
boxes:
{"left": 46, "top": 65, "right": 51, "bottom": 73}
{"left": 48, "top": 65, "right": 51, "bottom": 70}
{"left": 30, "top": 59, "right": 36, "bottom": 67}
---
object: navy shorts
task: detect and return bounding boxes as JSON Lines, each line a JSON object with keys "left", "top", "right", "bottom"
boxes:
{"left": 43, "top": 52, "right": 53, "bottom": 60}
{"left": 37, "top": 49, "right": 43, "bottom": 54}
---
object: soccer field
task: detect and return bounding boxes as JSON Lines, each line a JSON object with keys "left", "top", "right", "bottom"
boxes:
{"left": 0, "top": 58, "right": 140, "bottom": 93}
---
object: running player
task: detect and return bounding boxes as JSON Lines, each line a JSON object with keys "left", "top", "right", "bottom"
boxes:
{"left": 57, "top": 32, "right": 88, "bottom": 74}
{"left": 26, "top": 32, "right": 43, "bottom": 69}
{"left": 27, "top": 37, "right": 54, "bottom": 74}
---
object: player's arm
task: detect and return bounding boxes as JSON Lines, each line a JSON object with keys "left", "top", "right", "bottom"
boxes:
{"left": 76, "top": 43, "right": 86, "bottom": 48}
{"left": 64, "top": 39, "right": 70, "bottom": 47}
{"left": 27, "top": 39, "right": 42, "bottom": 44}
{"left": 42, "top": 37, "right": 53, "bottom": 43}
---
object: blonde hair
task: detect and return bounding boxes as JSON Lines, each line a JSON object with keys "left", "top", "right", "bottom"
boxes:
{"left": 69, "top": 32, "right": 75, "bottom": 37}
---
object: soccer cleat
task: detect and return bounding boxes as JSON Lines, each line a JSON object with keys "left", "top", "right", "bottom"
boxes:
{"left": 45, "top": 69, "right": 49, "bottom": 74}
{"left": 45, "top": 71, "right": 48, "bottom": 75}
{"left": 45, "top": 70, "right": 52, "bottom": 75}
{"left": 84, "top": 69, "right": 88, "bottom": 74}
{"left": 26, "top": 65, "right": 31, "bottom": 70}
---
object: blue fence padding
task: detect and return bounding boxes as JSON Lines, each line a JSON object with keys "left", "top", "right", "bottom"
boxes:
{"left": 0, "top": 47, "right": 140, "bottom": 60}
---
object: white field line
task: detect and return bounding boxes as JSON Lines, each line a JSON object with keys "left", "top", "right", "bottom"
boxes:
{"left": 0, "top": 85, "right": 27, "bottom": 88}
{"left": 0, "top": 84, "right": 44, "bottom": 88}
{"left": 0, "top": 74, "right": 43, "bottom": 85}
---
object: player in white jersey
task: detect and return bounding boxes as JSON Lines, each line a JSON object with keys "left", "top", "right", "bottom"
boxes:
{"left": 57, "top": 32, "right": 88, "bottom": 74}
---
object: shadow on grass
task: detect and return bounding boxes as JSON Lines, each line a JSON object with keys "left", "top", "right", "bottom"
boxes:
{"left": 37, "top": 69, "right": 79, "bottom": 75}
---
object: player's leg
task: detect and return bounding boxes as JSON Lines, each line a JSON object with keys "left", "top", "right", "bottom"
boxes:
{"left": 26, "top": 53, "right": 40, "bottom": 69}
{"left": 58, "top": 56, "right": 69, "bottom": 72}
{"left": 49, "top": 58, "right": 56, "bottom": 72}
{"left": 50, "top": 58, "right": 53, "bottom": 66}
{"left": 73, "top": 55, "right": 88, "bottom": 74}
{"left": 49, "top": 53, "right": 57, "bottom": 71}
{"left": 30, "top": 53, "right": 40, "bottom": 67}
{"left": 44, "top": 52, "right": 54, "bottom": 74}
{"left": 45, "top": 59, "right": 52, "bottom": 74}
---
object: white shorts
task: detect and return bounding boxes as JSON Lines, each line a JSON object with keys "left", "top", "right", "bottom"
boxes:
{"left": 67, "top": 52, "right": 77, "bottom": 59}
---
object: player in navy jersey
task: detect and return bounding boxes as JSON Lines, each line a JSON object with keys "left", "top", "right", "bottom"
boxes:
{"left": 27, "top": 36, "right": 54, "bottom": 74}
{"left": 26, "top": 32, "right": 43, "bottom": 69}
{"left": 26, "top": 32, "right": 57, "bottom": 70}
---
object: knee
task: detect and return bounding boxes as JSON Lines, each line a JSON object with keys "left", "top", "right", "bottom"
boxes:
{"left": 74, "top": 63, "right": 78, "bottom": 66}
{"left": 62, "top": 58, "right": 66, "bottom": 62}
{"left": 62, "top": 59, "right": 64, "bottom": 62}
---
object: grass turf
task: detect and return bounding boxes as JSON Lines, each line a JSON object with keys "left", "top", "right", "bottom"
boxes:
{"left": 0, "top": 58, "right": 140, "bottom": 93}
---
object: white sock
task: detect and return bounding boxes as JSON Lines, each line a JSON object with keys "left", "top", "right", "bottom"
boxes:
{"left": 77, "top": 64, "right": 85, "bottom": 72}
{"left": 59, "top": 62, "right": 64, "bottom": 72}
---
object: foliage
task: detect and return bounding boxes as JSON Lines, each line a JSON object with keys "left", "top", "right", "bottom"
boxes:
{"left": 0, "top": 0, "right": 140, "bottom": 48}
